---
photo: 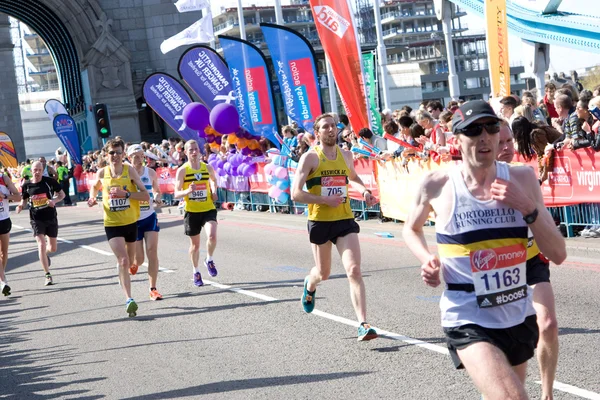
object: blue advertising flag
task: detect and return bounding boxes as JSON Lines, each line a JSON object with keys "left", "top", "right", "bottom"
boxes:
{"left": 52, "top": 115, "right": 82, "bottom": 165}
{"left": 142, "top": 73, "right": 199, "bottom": 142}
{"left": 218, "top": 35, "right": 281, "bottom": 149}
{"left": 260, "top": 23, "right": 323, "bottom": 135}
{"left": 178, "top": 45, "right": 235, "bottom": 110}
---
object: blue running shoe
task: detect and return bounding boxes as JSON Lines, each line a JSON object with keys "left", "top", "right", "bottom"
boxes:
{"left": 205, "top": 259, "right": 218, "bottom": 277}
{"left": 357, "top": 323, "right": 378, "bottom": 341}
{"left": 126, "top": 298, "right": 138, "bottom": 318}
{"left": 193, "top": 272, "right": 204, "bottom": 287}
{"left": 301, "top": 276, "right": 316, "bottom": 313}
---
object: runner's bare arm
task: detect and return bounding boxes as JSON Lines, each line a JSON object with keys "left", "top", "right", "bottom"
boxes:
{"left": 148, "top": 168, "right": 162, "bottom": 204}
{"left": 206, "top": 163, "right": 218, "bottom": 201}
{"left": 173, "top": 166, "right": 190, "bottom": 199}
{"left": 291, "top": 151, "right": 331, "bottom": 205}
{"left": 343, "top": 150, "right": 378, "bottom": 205}
{"left": 4, "top": 175, "right": 21, "bottom": 202}
{"left": 128, "top": 168, "right": 150, "bottom": 201}
{"left": 403, "top": 171, "right": 448, "bottom": 264}
{"left": 492, "top": 166, "right": 566, "bottom": 265}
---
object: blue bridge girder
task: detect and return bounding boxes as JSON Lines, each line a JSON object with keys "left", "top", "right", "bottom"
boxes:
{"left": 448, "top": 0, "right": 600, "bottom": 53}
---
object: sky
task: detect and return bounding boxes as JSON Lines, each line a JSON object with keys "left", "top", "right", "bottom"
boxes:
{"left": 211, "top": 0, "right": 600, "bottom": 74}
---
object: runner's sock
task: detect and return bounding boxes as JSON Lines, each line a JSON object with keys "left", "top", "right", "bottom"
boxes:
{"left": 206, "top": 256, "right": 213, "bottom": 263}
{"left": 193, "top": 266, "right": 199, "bottom": 273}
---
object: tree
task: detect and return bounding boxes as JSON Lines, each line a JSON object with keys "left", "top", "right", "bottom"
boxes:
{"left": 581, "top": 66, "right": 600, "bottom": 91}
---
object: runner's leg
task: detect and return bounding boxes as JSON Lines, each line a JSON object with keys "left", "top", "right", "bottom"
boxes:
{"left": 134, "top": 239, "right": 145, "bottom": 269}
{"left": 335, "top": 233, "right": 367, "bottom": 322}
{"left": 204, "top": 220, "right": 217, "bottom": 259}
{"left": 306, "top": 241, "right": 333, "bottom": 291}
{"left": 109, "top": 237, "right": 133, "bottom": 299}
{"left": 533, "top": 282, "right": 559, "bottom": 400}
{"left": 46, "top": 236, "right": 57, "bottom": 255}
{"left": 35, "top": 234, "right": 49, "bottom": 273}
{"left": 458, "top": 342, "right": 528, "bottom": 400}
{"left": 189, "top": 234, "right": 200, "bottom": 270}
{"left": 0, "top": 233, "right": 9, "bottom": 283}
{"left": 144, "top": 231, "right": 159, "bottom": 289}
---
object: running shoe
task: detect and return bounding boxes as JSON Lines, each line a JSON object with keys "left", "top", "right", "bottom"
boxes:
{"left": 126, "top": 298, "right": 138, "bottom": 317}
{"left": 357, "top": 323, "right": 378, "bottom": 341}
{"left": 193, "top": 272, "right": 203, "bottom": 287}
{"left": 129, "top": 264, "right": 138, "bottom": 275}
{"left": 1, "top": 284, "right": 10, "bottom": 296}
{"left": 44, "top": 273, "right": 53, "bottom": 286}
{"left": 301, "top": 276, "right": 316, "bottom": 313}
{"left": 149, "top": 288, "right": 163, "bottom": 301}
{"left": 205, "top": 259, "right": 218, "bottom": 277}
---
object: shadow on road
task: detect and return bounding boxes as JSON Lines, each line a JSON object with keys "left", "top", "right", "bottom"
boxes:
{"left": 0, "top": 297, "right": 106, "bottom": 399}
{"left": 121, "top": 371, "right": 372, "bottom": 399}
{"left": 559, "top": 327, "right": 600, "bottom": 335}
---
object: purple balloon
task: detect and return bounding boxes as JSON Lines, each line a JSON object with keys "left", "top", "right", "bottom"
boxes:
{"left": 210, "top": 103, "right": 240, "bottom": 134}
{"left": 215, "top": 136, "right": 222, "bottom": 145}
{"left": 198, "top": 129, "right": 207, "bottom": 139}
{"left": 206, "top": 135, "right": 215, "bottom": 143}
{"left": 246, "top": 163, "right": 258, "bottom": 176}
{"left": 236, "top": 164, "right": 246, "bottom": 176}
{"left": 244, "top": 131, "right": 254, "bottom": 140}
{"left": 217, "top": 168, "right": 226, "bottom": 177}
{"left": 208, "top": 153, "right": 217, "bottom": 162}
{"left": 216, "top": 159, "right": 225, "bottom": 169}
{"left": 183, "top": 102, "right": 210, "bottom": 131}
{"left": 241, "top": 147, "right": 252, "bottom": 156}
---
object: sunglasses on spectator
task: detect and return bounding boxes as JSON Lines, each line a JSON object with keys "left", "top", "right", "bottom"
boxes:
{"left": 455, "top": 122, "right": 501, "bottom": 137}
{"left": 108, "top": 150, "right": 123, "bottom": 156}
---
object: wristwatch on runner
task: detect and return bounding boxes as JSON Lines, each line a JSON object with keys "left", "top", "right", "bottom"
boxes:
{"left": 523, "top": 208, "right": 539, "bottom": 224}
{"left": 125, "top": 191, "right": 131, "bottom": 199}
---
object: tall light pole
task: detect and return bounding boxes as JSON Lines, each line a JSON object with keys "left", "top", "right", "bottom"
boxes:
{"left": 372, "top": 0, "right": 390, "bottom": 110}
{"left": 237, "top": 0, "right": 246, "bottom": 40}
{"left": 435, "top": 0, "right": 460, "bottom": 100}
{"left": 274, "top": 0, "right": 284, "bottom": 24}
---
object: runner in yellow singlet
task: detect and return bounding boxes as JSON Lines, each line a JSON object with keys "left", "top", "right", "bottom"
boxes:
{"left": 88, "top": 138, "right": 150, "bottom": 317}
{"left": 174, "top": 140, "right": 218, "bottom": 287}
{"left": 291, "top": 113, "right": 379, "bottom": 341}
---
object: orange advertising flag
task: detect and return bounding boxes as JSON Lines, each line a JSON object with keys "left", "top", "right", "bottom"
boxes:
{"left": 485, "top": 0, "right": 510, "bottom": 98}
{"left": 0, "top": 132, "right": 18, "bottom": 168}
{"left": 308, "top": 0, "right": 370, "bottom": 131}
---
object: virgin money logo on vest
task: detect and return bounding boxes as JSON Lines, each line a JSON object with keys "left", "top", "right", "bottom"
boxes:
{"left": 313, "top": 6, "right": 350, "bottom": 39}
{"left": 471, "top": 249, "right": 497, "bottom": 271}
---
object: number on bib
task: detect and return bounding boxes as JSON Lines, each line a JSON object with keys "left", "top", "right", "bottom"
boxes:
{"left": 320, "top": 176, "right": 347, "bottom": 203}
{"left": 189, "top": 183, "right": 207, "bottom": 202}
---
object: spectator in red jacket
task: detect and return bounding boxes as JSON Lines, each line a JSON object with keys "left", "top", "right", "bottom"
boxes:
{"left": 542, "top": 82, "right": 558, "bottom": 120}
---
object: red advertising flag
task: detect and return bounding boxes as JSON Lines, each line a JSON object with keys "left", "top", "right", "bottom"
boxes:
{"left": 309, "top": 0, "right": 370, "bottom": 131}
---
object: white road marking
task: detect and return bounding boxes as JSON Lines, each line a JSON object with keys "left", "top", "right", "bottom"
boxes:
{"left": 12, "top": 223, "right": 599, "bottom": 399}
{"left": 140, "top": 262, "right": 176, "bottom": 274}
{"left": 537, "top": 381, "right": 600, "bottom": 400}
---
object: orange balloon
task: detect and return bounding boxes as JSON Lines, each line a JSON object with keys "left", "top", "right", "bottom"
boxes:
{"left": 248, "top": 140, "right": 259, "bottom": 150}
{"left": 228, "top": 135, "right": 238, "bottom": 145}
{"left": 209, "top": 142, "right": 220, "bottom": 151}
{"left": 237, "top": 138, "right": 248, "bottom": 148}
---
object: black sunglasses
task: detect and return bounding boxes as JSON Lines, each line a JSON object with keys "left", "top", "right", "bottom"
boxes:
{"left": 108, "top": 150, "right": 123, "bottom": 156}
{"left": 456, "top": 122, "right": 501, "bottom": 137}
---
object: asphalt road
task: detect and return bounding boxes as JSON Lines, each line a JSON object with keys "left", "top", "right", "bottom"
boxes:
{"left": 1, "top": 205, "right": 599, "bottom": 399}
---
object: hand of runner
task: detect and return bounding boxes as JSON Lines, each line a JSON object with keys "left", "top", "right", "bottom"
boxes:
{"left": 16, "top": 204, "right": 22, "bottom": 214}
{"left": 48, "top": 199, "right": 55, "bottom": 208}
{"left": 188, "top": 183, "right": 198, "bottom": 193}
{"left": 110, "top": 187, "right": 128, "bottom": 198}
{"left": 211, "top": 192, "right": 218, "bottom": 201}
{"left": 421, "top": 254, "right": 441, "bottom": 287}
{"left": 87, "top": 197, "right": 97, "bottom": 207}
{"left": 323, "top": 194, "right": 344, "bottom": 208}
{"left": 364, "top": 192, "right": 378, "bottom": 206}
{"left": 154, "top": 198, "right": 164, "bottom": 207}
{"left": 491, "top": 178, "right": 535, "bottom": 215}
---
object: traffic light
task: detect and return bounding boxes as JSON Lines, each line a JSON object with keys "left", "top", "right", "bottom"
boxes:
{"left": 93, "top": 103, "right": 112, "bottom": 138}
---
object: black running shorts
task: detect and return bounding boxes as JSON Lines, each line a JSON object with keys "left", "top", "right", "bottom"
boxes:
{"left": 0, "top": 218, "right": 11, "bottom": 235}
{"left": 307, "top": 218, "right": 360, "bottom": 245}
{"left": 184, "top": 209, "right": 218, "bottom": 236}
{"left": 105, "top": 222, "right": 138, "bottom": 243}
{"left": 31, "top": 218, "right": 58, "bottom": 238}
{"left": 526, "top": 254, "right": 551, "bottom": 285}
{"left": 443, "top": 315, "right": 539, "bottom": 369}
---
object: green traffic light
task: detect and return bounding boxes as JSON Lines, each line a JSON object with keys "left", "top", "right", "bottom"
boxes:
{"left": 101, "top": 128, "right": 108, "bottom": 135}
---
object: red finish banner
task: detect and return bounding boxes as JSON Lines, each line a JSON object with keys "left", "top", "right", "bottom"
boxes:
{"left": 156, "top": 167, "right": 178, "bottom": 195}
{"left": 348, "top": 159, "right": 379, "bottom": 200}
{"left": 249, "top": 162, "right": 270, "bottom": 193}
{"left": 308, "top": 0, "right": 370, "bottom": 131}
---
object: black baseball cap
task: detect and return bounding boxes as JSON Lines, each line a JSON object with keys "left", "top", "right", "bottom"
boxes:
{"left": 452, "top": 100, "right": 501, "bottom": 134}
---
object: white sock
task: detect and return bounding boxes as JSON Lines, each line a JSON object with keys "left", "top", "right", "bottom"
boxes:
{"left": 206, "top": 256, "right": 213, "bottom": 263}
{"left": 193, "top": 266, "right": 199, "bottom": 273}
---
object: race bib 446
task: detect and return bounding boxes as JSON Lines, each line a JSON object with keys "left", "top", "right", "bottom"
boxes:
{"left": 470, "top": 243, "right": 528, "bottom": 308}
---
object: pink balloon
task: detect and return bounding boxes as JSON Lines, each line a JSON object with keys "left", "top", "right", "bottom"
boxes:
{"left": 268, "top": 186, "right": 282, "bottom": 198}
{"left": 275, "top": 166, "right": 288, "bottom": 180}
{"left": 264, "top": 162, "right": 275, "bottom": 175}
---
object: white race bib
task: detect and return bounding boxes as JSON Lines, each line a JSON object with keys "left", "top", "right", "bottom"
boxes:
{"left": 470, "top": 244, "right": 528, "bottom": 308}
{"left": 109, "top": 187, "right": 130, "bottom": 212}
{"left": 320, "top": 176, "right": 347, "bottom": 202}
{"left": 189, "top": 183, "right": 207, "bottom": 202}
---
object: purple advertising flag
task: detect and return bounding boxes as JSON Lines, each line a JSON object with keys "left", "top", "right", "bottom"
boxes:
{"left": 52, "top": 115, "right": 82, "bottom": 165}
{"left": 178, "top": 45, "right": 235, "bottom": 110}
{"left": 142, "top": 73, "right": 198, "bottom": 142}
